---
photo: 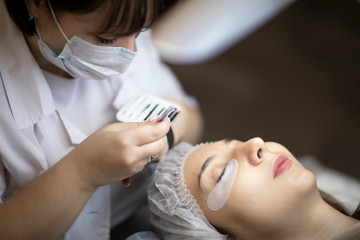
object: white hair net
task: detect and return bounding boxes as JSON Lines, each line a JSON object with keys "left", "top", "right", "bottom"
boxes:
{"left": 147, "top": 142, "right": 227, "bottom": 239}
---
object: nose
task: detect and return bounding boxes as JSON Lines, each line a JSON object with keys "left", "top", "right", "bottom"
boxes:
{"left": 242, "top": 137, "right": 265, "bottom": 166}
{"left": 122, "top": 35, "right": 136, "bottom": 51}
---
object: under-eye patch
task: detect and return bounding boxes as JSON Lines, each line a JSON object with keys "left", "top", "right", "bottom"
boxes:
{"left": 207, "top": 159, "right": 238, "bottom": 211}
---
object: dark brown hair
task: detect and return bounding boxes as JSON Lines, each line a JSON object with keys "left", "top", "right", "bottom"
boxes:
{"left": 5, "top": 0, "right": 178, "bottom": 36}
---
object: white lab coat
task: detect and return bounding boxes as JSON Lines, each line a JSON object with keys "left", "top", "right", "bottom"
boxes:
{"left": 0, "top": 1, "right": 197, "bottom": 239}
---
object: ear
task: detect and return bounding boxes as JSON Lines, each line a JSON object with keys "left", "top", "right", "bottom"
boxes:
{"left": 25, "top": 0, "right": 45, "bottom": 20}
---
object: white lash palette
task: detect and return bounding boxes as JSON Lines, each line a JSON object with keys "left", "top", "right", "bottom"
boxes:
{"left": 116, "top": 94, "right": 181, "bottom": 124}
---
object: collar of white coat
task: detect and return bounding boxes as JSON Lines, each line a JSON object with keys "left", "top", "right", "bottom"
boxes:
{"left": 0, "top": 2, "right": 55, "bottom": 130}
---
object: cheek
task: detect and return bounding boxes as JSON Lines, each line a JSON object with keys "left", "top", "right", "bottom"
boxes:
{"left": 208, "top": 165, "right": 318, "bottom": 233}
{"left": 224, "top": 171, "right": 291, "bottom": 221}
{"left": 37, "top": 20, "right": 66, "bottom": 52}
{"left": 229, "top": 176, "right": 269, "bottom": 212}
{"left": 204, "top": 173, "right": 278, "bottom": 232}
{"left": 230, "top": 169, "right": 316, "bottom": 219}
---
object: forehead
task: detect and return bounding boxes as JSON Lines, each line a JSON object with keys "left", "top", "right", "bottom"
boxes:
{"left": 54, "top": 5, "right": 107, "bottom": 32}
{"left": 185, "top": 140, "right": 229, "bottom": 171}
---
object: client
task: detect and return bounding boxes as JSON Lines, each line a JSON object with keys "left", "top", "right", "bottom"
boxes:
{"left": 147, "top": 138, "right": 360, "bottom": 240}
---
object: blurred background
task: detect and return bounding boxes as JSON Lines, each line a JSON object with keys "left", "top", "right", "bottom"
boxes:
{"left": 167, "top": 0, "right": 360, "bottom": 179}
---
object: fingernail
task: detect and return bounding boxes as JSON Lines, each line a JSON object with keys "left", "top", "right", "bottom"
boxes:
{"left": 166, "top": 116, "right": 171, "bottom": 123}
{"left": 148, "top": 115, "right": 159, "bottom": 124}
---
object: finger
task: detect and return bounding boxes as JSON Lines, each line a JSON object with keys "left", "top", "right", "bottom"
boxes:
{"left": 122, "top": 118, "right": 170, "bottom": 146}
{"left": 106, "top": 115, "right": 163, "bottom": 133}
{"left": 134, "top": 135, "right": 168, "bottom": 161}
{"left": 108, "top": 119, "right": 158, "bottom": 132}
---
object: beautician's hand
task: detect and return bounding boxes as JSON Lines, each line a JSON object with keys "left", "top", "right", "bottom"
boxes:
{"left": 153, "top": 140, "right": 169, "bottom": 162}
{"left": 67, "top": 117, "right": 170, "bottom": 189}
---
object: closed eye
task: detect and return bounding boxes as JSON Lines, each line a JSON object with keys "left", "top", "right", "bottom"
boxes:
{"left": 217, "top": 165, "right": 227, "bottom": 183}
{"left": 98, "top": 28, "right": 145, "bottom": 45}
{"left": 97, "top": 36, "right": 119, "bottom": 45}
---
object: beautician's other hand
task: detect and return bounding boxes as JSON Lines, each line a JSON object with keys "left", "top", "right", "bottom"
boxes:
{"left": 150, "top": 97, "right": 205, "bottom": 162}
{"left": 165, "top": 98, "right": 204, "bottom": 145}
{"left": 66, "top": 118, "right": 170, "bottom": 190}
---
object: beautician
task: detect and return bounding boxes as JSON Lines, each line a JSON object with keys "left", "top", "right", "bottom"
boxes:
{"left": 0, "top": 0, "right": 203, "bottom": 239}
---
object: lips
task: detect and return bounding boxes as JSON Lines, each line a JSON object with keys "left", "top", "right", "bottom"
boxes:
{"left": 273, "top": 155, "right": 292, "bottom": 178}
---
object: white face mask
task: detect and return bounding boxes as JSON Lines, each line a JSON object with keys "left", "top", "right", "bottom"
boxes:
{"left": 36, "top": 1, "right": 136, "bottom": 80}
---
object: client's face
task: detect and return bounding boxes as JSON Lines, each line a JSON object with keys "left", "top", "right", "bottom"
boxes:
{"left": 183, "top": 137, "right": 317, "bottom": 239}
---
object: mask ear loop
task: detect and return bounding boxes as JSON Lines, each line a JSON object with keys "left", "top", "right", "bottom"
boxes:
{"left": 46, "top": 0, "right": 71, "bottom": 44}
{"left": 34, "top": 18, "right": 43, "bottom": 41}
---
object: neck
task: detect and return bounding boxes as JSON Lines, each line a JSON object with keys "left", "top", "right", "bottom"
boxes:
{"left": 289, "top": 199, "right": 357, "bottom": 240}
{"left": 229, "top": 195, "right": 358, "bottom": 240}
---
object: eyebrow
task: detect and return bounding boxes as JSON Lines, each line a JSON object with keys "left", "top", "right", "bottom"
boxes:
{"left": 198, "top": 156, "right": 215, "bottom": 191}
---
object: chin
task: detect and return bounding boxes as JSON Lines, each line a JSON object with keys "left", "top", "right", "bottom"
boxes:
{"left": 294, "top": 168, "right": 318, "bottom": 196}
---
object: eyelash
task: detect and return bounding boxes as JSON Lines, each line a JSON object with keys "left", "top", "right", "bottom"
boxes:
{"left": 217, "top": 166, "right": 227, "bottom": 183}
{"left": 98, "top": 36, "right": 119, "bottom": 45}
{"left": 97, "top": 29, "right": 144, "bottom": 45}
